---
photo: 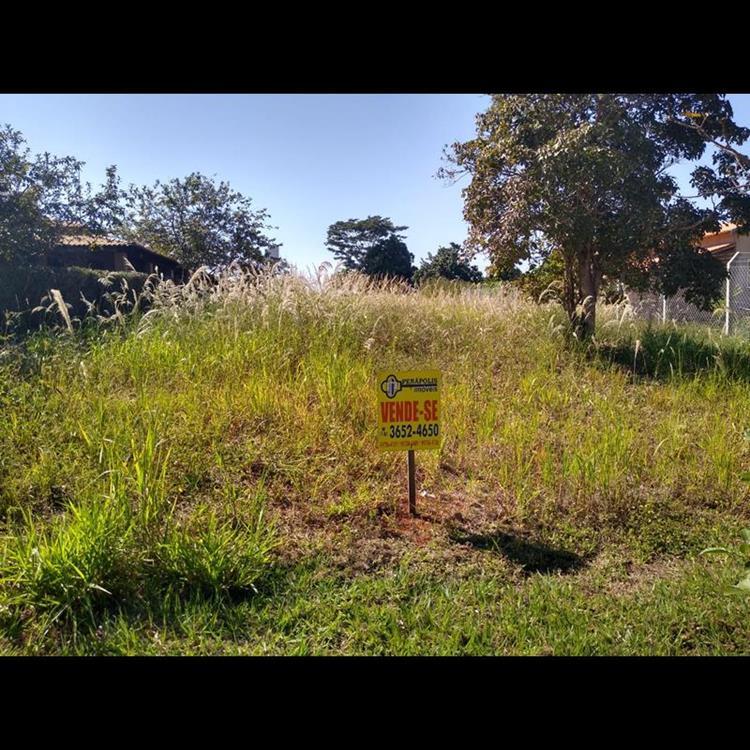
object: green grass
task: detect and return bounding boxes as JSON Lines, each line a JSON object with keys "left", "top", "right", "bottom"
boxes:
{"left": 6, "top": 553, "right": 749, "bottom": 655}
{"left": 1, "top": 268, "right": 749, "bottom": 654}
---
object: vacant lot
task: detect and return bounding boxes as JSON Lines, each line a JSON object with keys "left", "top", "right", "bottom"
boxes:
{"left": 1, "top": 270, "right": 749, "bottom": 654}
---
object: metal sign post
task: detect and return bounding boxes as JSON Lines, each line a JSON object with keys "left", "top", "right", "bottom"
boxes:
{"left": 407, "top": 449, "right": 416, "bottom": 515}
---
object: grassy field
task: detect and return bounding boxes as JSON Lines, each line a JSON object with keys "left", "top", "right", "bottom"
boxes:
{"left": 1, "top": 268, "right": 749, "bottom": 655}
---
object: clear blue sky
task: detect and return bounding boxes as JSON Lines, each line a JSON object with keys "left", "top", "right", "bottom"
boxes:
{"left": 2, "top": 93, "right": 750, "bottom": 272}
{"left": 0, "top": 94, "right": 490, "bottom": 271}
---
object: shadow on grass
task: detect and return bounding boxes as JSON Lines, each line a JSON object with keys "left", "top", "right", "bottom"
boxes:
{"left": 448, "top": 527, "right": 588, "bottom": 575}
{"left": 592, "top": 326, "right": 750, "bottom": 383}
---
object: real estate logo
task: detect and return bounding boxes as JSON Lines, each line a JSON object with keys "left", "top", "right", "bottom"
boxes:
{"left": 380, "top": 374, "right": 402, "bottom": 399}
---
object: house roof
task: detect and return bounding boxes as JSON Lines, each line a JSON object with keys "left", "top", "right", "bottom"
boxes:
{"left": 54, "top": 230, "right": 180, "bottom": 267}
{"left": 701, "top": 225, "right": 737, "bottom": 244}
{"left": 57, "top": 233, "right": 136, "bottom": 248}
{"left": 705, "top": 241, "right": 735, "bottom": 254}
{"left": 699, "top": 224, "right": 738, "bottom": 262}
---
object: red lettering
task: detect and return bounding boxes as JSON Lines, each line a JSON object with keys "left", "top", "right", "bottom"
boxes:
{"left": 382, "top": 399, "right": 434, "bottom": 423}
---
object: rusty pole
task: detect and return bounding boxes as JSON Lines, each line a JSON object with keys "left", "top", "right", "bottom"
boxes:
{"left": 407, "top": 449, "right": 416, "bottom": 516}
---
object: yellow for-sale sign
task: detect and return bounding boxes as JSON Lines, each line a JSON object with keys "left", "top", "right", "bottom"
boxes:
{"left": 377, "top": 370, "right": 441, "bottom": 451}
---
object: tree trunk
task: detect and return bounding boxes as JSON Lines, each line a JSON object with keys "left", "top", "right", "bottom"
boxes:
{"left": 573, "top": 250, "right": 599, "bottom": 340}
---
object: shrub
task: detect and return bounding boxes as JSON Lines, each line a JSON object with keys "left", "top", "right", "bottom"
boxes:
{"left": 0, "top": 264, "right": 148, "bottom": 334}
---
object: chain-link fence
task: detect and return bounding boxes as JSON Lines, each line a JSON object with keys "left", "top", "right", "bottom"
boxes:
{"left": 726, "top": 259, "right": 750, "bottom": 336}
{"left": 627, "top": 255, "right": 750, "bottom": 336}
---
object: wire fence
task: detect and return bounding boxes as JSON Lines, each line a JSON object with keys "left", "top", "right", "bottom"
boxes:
{"left": 726, "top": 261, "right": 750, "bottom": 336}
{"left": 626, "top": 256, "right": 750, "bottom": 336}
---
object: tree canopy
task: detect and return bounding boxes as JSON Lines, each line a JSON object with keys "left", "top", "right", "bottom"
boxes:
{"left": 414, "top": 242, "right": 483, "bottom": 284}
{"left": 361, "top": 235, "right": 414, "bottom": 281}
{"left": 0, "top": 127, "right": 280, "bottom": 272}
{"left": 440, "top": 94, "right": 750, "bottom": 337}
{"left": 0, "top": 125, "right": 122, "bottom": 264}
{"left": 325, "top": 216, "right": 408, "bottom": 271}
{"left": 123, "top": 173, "right": 280, "bottom": 270}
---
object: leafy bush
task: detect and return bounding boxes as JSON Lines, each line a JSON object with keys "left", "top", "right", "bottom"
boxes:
{"left": 0, "top": 264, "right": 147, "bottom": 334}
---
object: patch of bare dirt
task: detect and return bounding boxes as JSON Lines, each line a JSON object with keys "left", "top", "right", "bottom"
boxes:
{"left": 267, "top": 485, "right": 587, "bottom": 579}
{"left": 574, "top": 548, "right": 686, "bottom": 598}
{"left": 604, "top": 556, "right": 684, "bottom": 597}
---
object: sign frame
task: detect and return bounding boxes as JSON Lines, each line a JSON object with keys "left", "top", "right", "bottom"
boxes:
{"left": 376, "top": 369, "right": 441, "bottom": 452}
{"left": 376, "top": 368, "right": 442, "bottom": 515}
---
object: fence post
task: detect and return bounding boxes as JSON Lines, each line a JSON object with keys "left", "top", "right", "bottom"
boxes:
{"left": 726, "top": 251, "right": 740, "bottom": 336}
{"left": 661, "top": 294, "right": 667, "bottom": 325}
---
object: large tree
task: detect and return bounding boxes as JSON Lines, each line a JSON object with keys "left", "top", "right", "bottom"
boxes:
{"left": 124, "top": 173, "right": 280, "bottom": 269}
{"left": 440, "top": 95, "right": 750, "bottom": 338}
{"left": 0, "top": 125, "right": 122, "bottom": 265}
{"left": 361, "top": 236, "right": 414, "bottom": 281}
{"left": 676, "top": 111, "right": 750, "bottom": 218}
{"left": 325, "top": 216, "right": 408, "bottom": 271}
{"left": 414, "top": 242, "right": 483, "bottom": 284}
